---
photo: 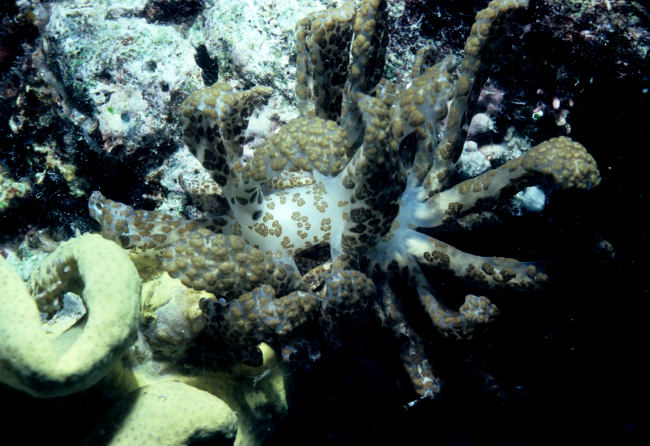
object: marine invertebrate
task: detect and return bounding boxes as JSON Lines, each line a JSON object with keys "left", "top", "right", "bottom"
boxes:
{"left": 89, "top": 0, "right": 604, "bottom": 400}
{"left": 0, "top": 234, "right": 141, "bottom": 398}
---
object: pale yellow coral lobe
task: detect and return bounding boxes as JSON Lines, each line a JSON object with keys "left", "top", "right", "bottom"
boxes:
{"left": 0, "top": 234, "right": 141, "bottom": 398}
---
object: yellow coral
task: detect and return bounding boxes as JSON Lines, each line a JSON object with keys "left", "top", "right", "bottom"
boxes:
{"left": 80, "top": 381, "right": 237, "bottom": 446}
{"left": 0, "top": 234, "right": 141, "bottom": 398}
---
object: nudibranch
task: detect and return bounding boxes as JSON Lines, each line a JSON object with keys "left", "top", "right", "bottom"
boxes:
{"left": 89, "top": 0, "right": 604, "bottom": 399}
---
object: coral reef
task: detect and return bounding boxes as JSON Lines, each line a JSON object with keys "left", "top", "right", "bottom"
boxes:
{"left": 2, "top": 0, "right": 645, "bottom": 445}
{"left": 44, "top": 0, "right": 203, "bottom": 156}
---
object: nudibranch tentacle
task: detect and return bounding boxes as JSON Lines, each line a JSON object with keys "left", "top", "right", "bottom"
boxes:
{"left": 407, "top": 136, "right": 601, "bottom": 228}
{"left": 425, "top": 0, "right": 532, "bottom": 196}
{"left": 178, "top": 82, "right": 274, "bottom": 193}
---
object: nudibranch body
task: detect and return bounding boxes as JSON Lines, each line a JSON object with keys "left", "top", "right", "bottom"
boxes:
{"left": 89, "top": 0, "right": 603, "bottom": 399}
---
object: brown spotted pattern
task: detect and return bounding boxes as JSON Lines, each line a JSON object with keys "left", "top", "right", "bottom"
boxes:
{"left": 178, "top": 173, "right": 229, "bottom": 219}
{"left": 235, "top": 117, "right": 348, "bottom": 217}
{"left": 88, "top": 0, "right": 612, "bottom": 402}
{"left": 415, "top": 136, "right": 601, "bottom": 226}
{"left": 339, "top": 94, "right": 408, "bottom": 254}
{"left": 295, "top": 0, "right": 356, "bottom": 122}
{"left": 200, "top": 285, "right": 319, "bottom": 347}
{"left": 416, "top": 278, "right": 499, "bottom": 341}
{"left": 379, "top": 284, "right": 442, "bottom": 398}
{"left": 162, "top": 230, "right": 299, "bottom": 300}
{"left": 199, "top": 270, "right": 375, "bottom": 366}
{"left": 178, "top": 82, "right": 273, "bottom": 191}
{"left": 425, "top": 0, "right": 531, "bottom": 196}
{"left": 348, "top": 0, "right": 389, "bottom": 95}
